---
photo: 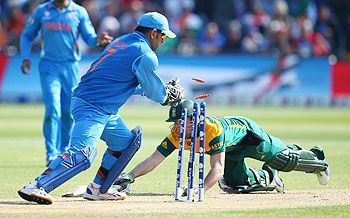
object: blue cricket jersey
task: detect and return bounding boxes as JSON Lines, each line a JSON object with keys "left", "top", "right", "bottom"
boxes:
{"left": 73, "top": 31, "right": 167, "bottom": 114}
{"left": 20, "top": 0, "right": 98, "bottom": 62}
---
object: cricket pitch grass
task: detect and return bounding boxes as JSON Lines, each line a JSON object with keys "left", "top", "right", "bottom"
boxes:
{"left": 1, "top": 104, "right": 349, "bottom": 217}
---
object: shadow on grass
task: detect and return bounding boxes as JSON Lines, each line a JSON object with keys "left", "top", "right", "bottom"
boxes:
{"left": 0, "top": 165, "right": 45, "bottom": 169}
{"left": 129, "top": 193, "right": 173, "bottom": 197}
{"left": 0, "top": 200, "right": 40, "bottom": 205}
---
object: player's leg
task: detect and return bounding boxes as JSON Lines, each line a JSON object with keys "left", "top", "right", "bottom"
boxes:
{"left": 60, "top": 61, "right": 79, "bottom": 154}
{"left": 18, "top": 97, "right": 106, "bottom": 204}
{"left": 236, "top": 117, "right": 330, "bottom": 185}
{"left": 267, "top": 143, "right": 330, "bottom": 185}
{"left": 219, "top": 152, "right": 283, "bottom": 194}
{"left": 38, "top": 60, "right": 62, "bottom": 165}
{"left": 83, "top": 115, "right": 140, "bottom": 200}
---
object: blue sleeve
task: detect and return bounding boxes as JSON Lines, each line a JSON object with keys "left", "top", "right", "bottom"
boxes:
{"left": 20, "top": 7, "right": 41, "bottom": 60}
{"left": 133, "top": 85, "right": 145, "bottom": 96}
{"left": 133, "top": 52, "right": 167, "bottom": 104}
{"left": 78, "top": 7, "right": 98, "bottom": 47}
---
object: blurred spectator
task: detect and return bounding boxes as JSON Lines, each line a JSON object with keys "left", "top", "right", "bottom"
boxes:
{"left": 164, "top": 0, "right": 195, "bottom": 29}
{"left": 198, "top": 21, "right": 226, "bottom": 54}
{"left": 240, "top": 1, "right": 270, "bottom": 53}
{"left": 6, "top": 7, "right": 26, "bottom": 45}
{"left": 173, "top": 7, "right": 202, "bottom": 55}
{"left": 267, "top": 0, "right": 293, "bottom": 54}
{"left": 291, "top": 17, "right": 330, "bottom": 57}
{"left": 174, "top": 7, "right": 202, "bottom": 36}
{"left": 119, "top": 0, "right": 145, "bottom": 35}
{"left": 0, "top": 0, "right": 349, "bottom": 58}
{"left": 80, "top": 0, "right": 101, "bottom": 29}
{"left": 241, "top": 0, "right": 271, "bottom": 35}
{"left": 0, "top": 0, "right": 10, "bottom": 20}
{"left": 0, "top": 22, "right": 9, "bottom": 52}
{"left": 98, "top": 2, "right": 120, "bottom": 38}
{"left": 241, "top": 30, "right": 268, "bottom": 53}
{"left": 222, "top": 20, "right": 242, "bottom": 53}
{"left": 314, "top": 4, "right": 345, "bottom": 59}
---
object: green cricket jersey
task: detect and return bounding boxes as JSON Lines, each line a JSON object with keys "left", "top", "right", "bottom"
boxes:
{"left": 157, "top": 116, "right": 254, "bottom": 156}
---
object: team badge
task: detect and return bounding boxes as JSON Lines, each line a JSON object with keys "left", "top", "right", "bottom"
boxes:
{"left": 171, "top": 108, "right": 177, "bottom": 119}
{"left": 66, "top": 12, "right": 74, "bottom": 19}
{"left": 162, "top": 141, "right": 168, "bottom": 149}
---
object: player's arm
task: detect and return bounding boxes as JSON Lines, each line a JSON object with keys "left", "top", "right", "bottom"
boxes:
{"left": 204, "top": 152, "right": 225, "bottom": 192}
{"left": 130, "top": 150, "right": 166, "bottom": 178}
{"left": 114, "top": 136, "right": 175, "bottom": 191}
{"left": 203, "top": 122, "right": 225, "bottom": 192}
{"left": 78, "top": 7, "right": 112, "bottom": 46}
{"left": 20, "top": 7, "right": 41, "bottom": 74}
{"left": 133, "top": 52, "right": 168, "bottom": 104}
{"left": 133, "top": 84, "right": 145, "bottom": 96}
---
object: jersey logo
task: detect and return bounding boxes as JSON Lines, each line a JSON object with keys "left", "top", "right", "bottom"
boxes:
{"left": 44, "top": 21, "right": 72, "bottom": 32}
{"left": 66, "top": 12, "right": 74, "bottom": 19}
{"left": 162, "top": 141, "right": 168, "bottom": 149}
{"left": 170, "top": 107, "right": 178, "bottom": 120}
{"left": 112, "top": 40, "right": 128, "bottom": 49}
{"left": 211, "top": 142, "right": 222, "bottom": 150}
{"left": 44, "top": 11, "right": 51, "bottom": 19}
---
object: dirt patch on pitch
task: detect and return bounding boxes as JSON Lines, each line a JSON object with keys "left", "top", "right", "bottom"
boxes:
{"left": 1, "top": 189, "right": 349, "bottom": 216}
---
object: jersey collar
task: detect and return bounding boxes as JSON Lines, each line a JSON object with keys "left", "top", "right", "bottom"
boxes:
{"left": 133, "top": 31, "right": 152, "bottom": 49}
{"left": 49, "top": 0, "right": 74, "bottom": 11}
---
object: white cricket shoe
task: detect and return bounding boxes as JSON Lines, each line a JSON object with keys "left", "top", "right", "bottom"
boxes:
{"left": 317, "top": 167, "right": 330, "bottom": 185}
{"left": 62, "top": 185, "right": 87, "bottom": 197}
{"left": 18, "top": 182, "right": 54, "bottom": 205}
{"left": 83, "top": 183, "right": 127, "bottom": 201}
{"left": 270, "top": 173, "right": 284, "bottom": 193}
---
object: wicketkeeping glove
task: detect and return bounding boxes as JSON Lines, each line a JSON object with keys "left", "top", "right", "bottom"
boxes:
{"left": 112, "top": 172, "right": 135, "bottom": 193}
{"left": 162, "top": 78, "right": 185, "bottom": 106}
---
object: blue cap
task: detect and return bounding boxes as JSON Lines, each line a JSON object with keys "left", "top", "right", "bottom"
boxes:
{"left": 138, "top": 12, "right": 176, "bottom": 39}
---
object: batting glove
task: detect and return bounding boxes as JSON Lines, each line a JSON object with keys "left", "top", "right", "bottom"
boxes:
{"left": 181, "top": 185, "right": 198, "bottom": 197}
{"left": 112, "top": 172, "right": 135, "bottom": 193}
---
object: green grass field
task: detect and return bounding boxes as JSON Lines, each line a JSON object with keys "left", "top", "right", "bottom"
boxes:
{"left": 0, "top": 104, "right": 349, "bottom": 217}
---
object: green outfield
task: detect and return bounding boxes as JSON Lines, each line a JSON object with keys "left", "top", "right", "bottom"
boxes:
{"left": 0, "top": 104, "right": 349, "bottom": 217}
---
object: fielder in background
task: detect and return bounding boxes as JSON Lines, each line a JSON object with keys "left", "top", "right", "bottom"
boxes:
{"left": 18, "top": 11, "right": 183, "bottom": 205}
{"left": 20, "top": 0, "right": 113, "bottom": 166}
{"left": 114, "top": 99, "right": 330, "bottom": 195}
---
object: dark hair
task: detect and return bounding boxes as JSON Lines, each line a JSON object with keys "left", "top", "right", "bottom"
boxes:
{"left": 135, "top": 26, "right": 154, "bottom": 34}
{"left": 135, "top": 26, "right": 163, "bottom": 34}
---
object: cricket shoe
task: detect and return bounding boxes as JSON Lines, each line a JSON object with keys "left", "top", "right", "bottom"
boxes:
{"left": 18, "top": 182, "right": 54, "bottom": 205}
{"left": 317, "top": 166, "right": 330, "bottom": 185}
{"left": 270, "top": 173, "right": 284, "bottom": 193}
{"left": 218, "top": 177, "right": 234, "bottom": 194}
{"left": 83, "top": 183, "right": 127, "bottom": 201}
{"left": 62, "top": 185, "right": 87, "bottom": 197}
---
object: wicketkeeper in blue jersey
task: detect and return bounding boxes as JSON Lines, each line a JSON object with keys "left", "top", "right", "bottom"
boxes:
{"left": 20, "top": 0, "right": 113, "bottom": 166}
{"left": 18, "top": 11, "right": 184, "bottom": 204}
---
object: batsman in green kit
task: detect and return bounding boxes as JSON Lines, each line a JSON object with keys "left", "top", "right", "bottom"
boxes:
{"left": 65, "top": 99, "right": 330, "bottom": 197}
{"left": 111, "top": 99, "right": 330, "bottom": 195}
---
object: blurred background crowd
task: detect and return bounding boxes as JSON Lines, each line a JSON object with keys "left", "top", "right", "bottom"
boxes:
{"left": 0, "top": 0, "right": 349, "bottom": 60}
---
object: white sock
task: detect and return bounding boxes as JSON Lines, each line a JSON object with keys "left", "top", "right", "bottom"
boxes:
{"left": 91, "top": 182, "right": 101, "bottom": 188}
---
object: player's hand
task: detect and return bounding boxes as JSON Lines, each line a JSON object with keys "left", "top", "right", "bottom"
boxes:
{"left": 112, "top": 172, "right": 135, "bottom": 193}
{"left": 21, "top": 59, "right": 31, "bottom": 75}
{"left": 97, "top": 31, "right": 113, "bottom": 45}
{"left": 162, "top": 78, "right": 185, "bottom": 106}
{"left": 181, "top": 185, "right": 198, "bottom": 197}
